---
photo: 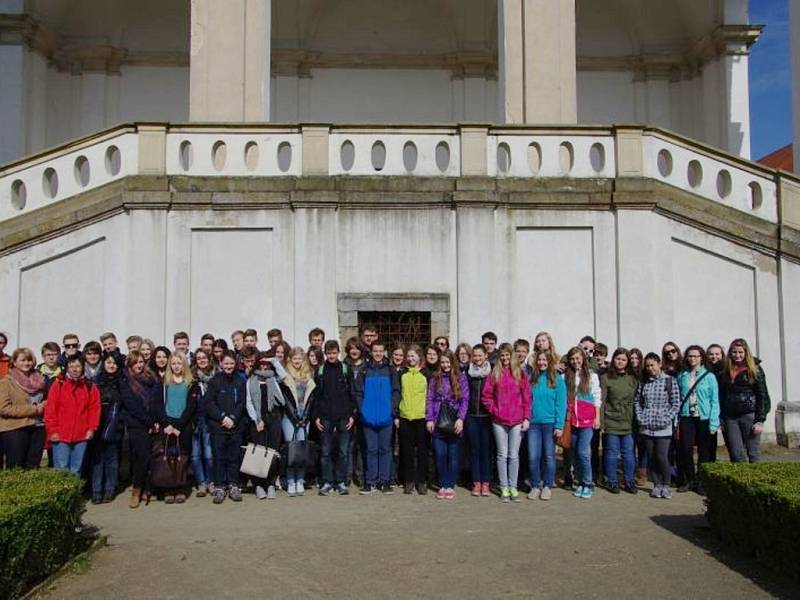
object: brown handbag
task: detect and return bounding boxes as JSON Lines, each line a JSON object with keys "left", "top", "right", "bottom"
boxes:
{"left": 557, "top": 397, "right": 573, "bottom": 449}
{"left": 150, "top": 434, "right": 189, "bottom": 488}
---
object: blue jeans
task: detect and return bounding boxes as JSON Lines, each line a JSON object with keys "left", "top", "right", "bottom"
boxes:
{"left": 603, "top": 433, "right": 635, "bottom": 485}
{"left": 571, "top": 428, "right": 594, "bottom": 487}
{"left": 320, "top": 418, "right": 351, "bottom": 485}
{"left": 281, "top": 415, "right": 309, "bottom": 484}
{"left": 528, "top": 422, "right": 556, "bottom": 488}
{"left": 53, "top": 441, "right": 88, "bottom": 475}
{"left": 433, "top": 435, "right": 461, "bottom": 489}
{"left": 363, "top": 424, "right": 392, "bottom": 485}
{"left": 90, "top": 440, "right": 119, "bottom": 496}
{"left": 466, "top": 415, "right": 491, "bottom": 484}
{"left": 191, "top": 420, "right": 214, "bottom": 486}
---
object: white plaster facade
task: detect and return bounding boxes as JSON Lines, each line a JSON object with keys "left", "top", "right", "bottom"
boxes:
{"left": 792, "top": 0, "right": 800, "bottom": 173}
{"left": 0, "top": 0, "right": 763, "bottom": 164}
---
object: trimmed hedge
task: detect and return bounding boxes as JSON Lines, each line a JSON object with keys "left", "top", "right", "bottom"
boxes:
{"left": 0, "top": 469, "right": 85, "bottom": 600}
{"left": 699, "top": 462, "right": 800, "bottom": 580}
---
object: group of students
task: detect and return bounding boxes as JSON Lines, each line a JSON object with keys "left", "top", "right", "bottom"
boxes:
{"left": 0, "top": 325, "right": 770, "bottom": 505}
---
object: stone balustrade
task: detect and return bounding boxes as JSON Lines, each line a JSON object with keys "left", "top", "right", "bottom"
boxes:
{"left": 0, "top": 122, "right": 792, "bottom": 226}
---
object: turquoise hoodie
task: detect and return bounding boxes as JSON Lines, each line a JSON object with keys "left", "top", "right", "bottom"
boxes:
{"left": 531, "top": 371, "right": 567, "bottom": 427}
{"left": 676, "top": 367, "right": 720, "bottom": 432}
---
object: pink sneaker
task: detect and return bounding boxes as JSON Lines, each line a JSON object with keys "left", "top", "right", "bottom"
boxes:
{"left": 436, "top": 488, "right": 447, "bottom": 500}
{"left": 471, "top": 483, "right": 481, "bottom": 496}
{"left": 481, "top": 482, "right": 491, "bottom": 497}
{"left": 445, "top": 488, "right": 456, "bottom": 500}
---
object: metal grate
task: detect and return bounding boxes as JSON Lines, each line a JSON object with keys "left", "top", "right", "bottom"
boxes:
{"left": 358, "top": 311, "right": 431, "bottom": 347}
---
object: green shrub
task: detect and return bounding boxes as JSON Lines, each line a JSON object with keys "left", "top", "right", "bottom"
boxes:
{"left": 0, "top": 469, "right": 85, "bottom": 600}
{"left": 699, "top": 462, "right": 800, "bottom": 580}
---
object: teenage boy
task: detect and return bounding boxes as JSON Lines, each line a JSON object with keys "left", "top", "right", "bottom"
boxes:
{"left": 267, "top": 329, "right": 283, "bottom": 350}
{"left": 200, "top": 333, "right": 215, "bottom": 355}
{"left": 514, "top": 339, "right": 532, "bottom": 379}
{"left": 359, "top": 324, "right": 378, "bottom": 356}
{"left": 100, "top": 332, "right": 126, "bottom": 363}
{"left": 238, "top": 347, "right": 257, "bottom": 381}
{"left": 243, "top": 329, "right": 259, "bottom": 351}
{"left": 594, "top": 343, "right": 609, "bottom": 375}
{"left": 206, "top": 352, "right": 248, "bottom": 504}
{"left": 482, "top": 331, "right": 498, "bottom": 366}
{"left": 39, "top": 342, "right": 63, "bottom": 381}
{"left": 59, "top": 333, "right": 82, "bottom": 367}
{"left": 433, "top": 336, "right": 449, "bottom": 352}
{"left": 308, "top": 328, "right": 325, "bottom": 349}
{"left": 173, "top": 331, "right": 192, "bottom": 360}
{"left": 354, "top": 341, "right": 400, "bottom": 495}
{"left": 231, "top": 330, "right": 245, "bottom": 354}
{"left": 313, "top": 340, "right": 357, "bottom": 496}
{"left": 126, "top": 335, "right": 142, "bottom": 354}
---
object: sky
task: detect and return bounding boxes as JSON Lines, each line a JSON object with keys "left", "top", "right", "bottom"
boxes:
{"left": 749, "top": 0, "right": 793, "bottom": 159}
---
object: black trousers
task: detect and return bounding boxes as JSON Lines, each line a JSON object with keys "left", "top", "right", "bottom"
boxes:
{"left": 677, "top": 416, "right": 714, "bottom": 484}
{"left": 1, "top": 426, "right": 45, "bottom": 469}
{"left": 212, "top": 430, "right": 244, "bottom": 487}
{"left": 399, "top": 418, "right": 428, "bottom": 486}
{"left": 248, "top": 420, "right": 281, "bottom": 487}
{"left": 644, "top": 435, "right": 672, "bottom": 486}
{"left": 128, "top": 428, "right": 152, "bottom": 489}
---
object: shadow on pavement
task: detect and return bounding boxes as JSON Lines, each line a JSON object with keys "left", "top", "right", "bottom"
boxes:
{"left": 650, "top": 513, "right": 799, "bottom": 599}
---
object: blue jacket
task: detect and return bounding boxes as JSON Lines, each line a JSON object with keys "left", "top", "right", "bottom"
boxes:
{"left": 676, "top": 367, "right": 720, "bottom": 431}
{"left": 531, "top": 371, "right": 567, "bottom": 427}
{"left": 354, "top": 359, "right": 400, "bottom": 427}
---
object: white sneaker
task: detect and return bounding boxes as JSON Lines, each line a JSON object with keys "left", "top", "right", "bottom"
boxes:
{"left": 287, "top": 482, "right": 296, "bottom": 497}
{"left": 296, "top": 482, "right": 305, "bottom": 496}
{"left": 255, "top": 486, "right": 267, "bottom": 500}
{"left": 527, "top": 487, "right": 541, "bottom": 500}
{"left": 266, "top": 485, "right": 277, "bottom": 500}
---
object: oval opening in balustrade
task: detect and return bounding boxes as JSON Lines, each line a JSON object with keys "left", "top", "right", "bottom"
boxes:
{"left": 497, "top": 142, "right": 511, "bottom": 174}
{"left": 340, "top": 140, "right": 355, "bottom": 172}
{"left": 11, "top": 180, "right": 26, "bottom": 211}
{"left": 749, "top": 182, "right": 763, "bottom": 210}
{"left": 527, "top": 142, "right": 542, "bottom": 175}
{"left": 212, "top": 140, "right": 227, "bottom": 172}
{"left": 716, "top": 169, "right": 732, "bottom": 199}
{"left": 559, "top": 142, "right": 574, "bottom": 175}
{"left": 179, "top": 141, "right": 193, "bottom": 171}
{"left": 435, "top": 141, "right": 450, "bottom": 173}
{"left": 687, "top": 160, "right": 703, "bottom": 189}
{"left": 589, "top": 143, "right": 606, "bottom": 173}
{"left": 105, "top": 145, "right": 121, "bottom": 176}
{"left": 277, "top": 141, "right": 292, "bottom": 172}
{"left": 74, "top": 155, "right": 90, "bottom": 187}
{"left": 657, "top": 149, "right": 673, "bottom": 177}
{"left": 42, "top": 167, "right": 58, "bottom": 199}
{"left": 244, "top": 141, "right": 259, "bottom": 172}
{"left": 402, "top": 141, "right": 418, "bottom": 172}
{"left": 371, "top": 141, "right": 386, "bottom": 172}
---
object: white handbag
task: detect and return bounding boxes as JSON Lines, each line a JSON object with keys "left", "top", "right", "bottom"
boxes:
{"left": 239, "top": 442, "right": 277, "bottom": 479}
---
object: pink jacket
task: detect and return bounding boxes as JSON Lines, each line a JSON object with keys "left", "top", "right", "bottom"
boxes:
{"left": 481, "top": 367, "right": 531, "bottom": 427}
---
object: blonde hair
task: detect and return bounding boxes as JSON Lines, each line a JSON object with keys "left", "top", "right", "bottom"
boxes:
{"left": 286, "top": 346, "right": 312, "bottom": 382}
{"left": 725, "top": 338, "right": 758, "bottom": 383}
{"left": 492, "top": 343, "right": 523, "bottom": 382}
{"left": 165, "top": 352, "right": 194, "bottom": 386}
{"left": 533, "top": 331, "right": 560, "bottom": 362}
{"left": 11, "top": 347, "right": 36, "bottom": 365}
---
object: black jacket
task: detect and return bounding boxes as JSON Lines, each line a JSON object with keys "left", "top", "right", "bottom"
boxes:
{"left": 468, "top": 372, "right": 490, "bottom": 417}
{"left": 153, "top": 383, "right": 197, "bottom": 433}
{"left": 96, "top": 373, "right": 123, "bottom": 441}
{"left": 205, "top": 371, "right": 248, "bottom": 434}
{"left": 718, "top": 363, "right": 770, "bottom": 423}
{"left": 120, "top": 372, "right": 157, "bottom": 431}
{"left": 311, "top": 361, "right": 357, "bottom": 422}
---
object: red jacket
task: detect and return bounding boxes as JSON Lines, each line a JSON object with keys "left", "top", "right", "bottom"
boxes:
{"left": 45, "top": 376, "right": 101, "bottom": 443}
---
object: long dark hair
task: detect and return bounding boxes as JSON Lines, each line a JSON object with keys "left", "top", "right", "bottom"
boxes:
{"left": 565, "top": 346, "right": 590, "bottom": 395}
{"left": 606, "top": 347, "right": 631, "bottom": 379}
{"left": 434, "top": 350, "right": 461, "bottom": 399}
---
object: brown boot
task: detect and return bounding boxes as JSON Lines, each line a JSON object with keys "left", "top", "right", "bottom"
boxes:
{"left": 129, "top": 487, "right": 141, "bottom": 509}
{"left": 635, "top": 468, "right": 648, "bottom": 485}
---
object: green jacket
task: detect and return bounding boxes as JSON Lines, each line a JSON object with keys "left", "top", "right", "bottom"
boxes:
{"left": 601, "top": 372, "right": 638, "bottom": 435}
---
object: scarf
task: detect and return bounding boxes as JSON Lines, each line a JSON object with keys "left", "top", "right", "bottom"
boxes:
{"left": 126, "top": 368, "right": 154, "bottom": 404}
{"left": 468, "top": 362, "right": 491, "bottom": 379}
{"left": 286, "top": 363, "right": 310, "bottom": 384}
{"left": 84, "top": 362, "right": 102, "bottom": 381}
{"left": 10, "top": 367, "right": 45, "bottom": 396}
{"left": 248, "top": 367, "right": 286, "bottom": 416}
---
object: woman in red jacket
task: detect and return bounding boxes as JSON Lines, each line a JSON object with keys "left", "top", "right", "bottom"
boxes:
{"left": 45, "top": 354, "right": 101, "bottom": 475}
{"left": 481, "top": 343, "right": 530, "bottom": 502}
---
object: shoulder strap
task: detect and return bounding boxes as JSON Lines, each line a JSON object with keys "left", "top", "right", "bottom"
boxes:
{"left": 679, "top": 370, "right": 710, "bottom": 411}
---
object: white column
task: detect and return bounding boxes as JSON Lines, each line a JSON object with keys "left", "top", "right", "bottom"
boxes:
{"left": 722, "top": 49, "right": 752, "bottom": 158}
{"left": 190, "top": 0, "right": 271, "bottom": 122}
{"left": 497, "top": 0, "right": 524, "bottom": 123}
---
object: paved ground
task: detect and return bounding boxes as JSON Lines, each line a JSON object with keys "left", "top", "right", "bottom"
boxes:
{"left": 35, "top": 447, "right": 800, "bottom": 600}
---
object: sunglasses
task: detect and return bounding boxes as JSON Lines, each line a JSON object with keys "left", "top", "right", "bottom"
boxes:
{"left": 666, "top": 349, "right": 678, "bottom": 355}
{"left": 64, "top": 343, "right": 79, "bottom": 349}
{"left": 257, "top": 361, "right": 271, "bottom": 367}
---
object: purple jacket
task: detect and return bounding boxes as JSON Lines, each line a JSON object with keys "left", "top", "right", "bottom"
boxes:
{"left": 425, "top": 372, "right": 469, "bottom": 436}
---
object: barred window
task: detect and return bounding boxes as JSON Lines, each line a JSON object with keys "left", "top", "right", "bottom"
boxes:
{"left": 358, "top": 311, "right": 431, "bottom": 348}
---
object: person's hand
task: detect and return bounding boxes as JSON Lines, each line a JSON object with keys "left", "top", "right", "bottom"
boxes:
{"left": 426, "top": 421, "right": 435, "bottom": 434}
{"left": 345, "top": 416, "right": 355, "bottom": 431}
{"left": 163, "top": 425, "right": 174, "bottom": 436}
{"left": 256, "top": 420, "right": 265, "bottom": 432}
{"left": 221, "top": 416, "right": 234, "bottom": 429}
{"left": 36, "top": 404, "right": 45, "bottom": 416}
{"left": 593, "top": 416, "right": 601, "bottom": 430}
{"left": 709, "top": 428, "right": 717, "bottom": 435}
{"left": 153, "top": 423, "right": 160, "bottom": 433}
{"left": 49, "top": 433, "right": 60, "bottom": 443}
{"left": 86, "top": 430, "right": 94, "bottom": 440}
{"left": 521, "top": 419, "right": 530, "bottom": 433}
{"left": 554, "top": 428, "right": 563, "bottom": 439}
{"left": 394, "top": 418, "right": 400, "bottom": 429}
{"left": 752, "top": 422, "right": 763, "bottom": 435}
{"left": 315, "top": 417, "right": 324, "bottom": 432}
{"left": 172, "top": 428, "right": 180, "bottom": 437}
{"left": 454, "top": 419, "right": 464, "bottom": 435}
{"left": 556, "top": 363, "right": 567, "bottom": 374}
